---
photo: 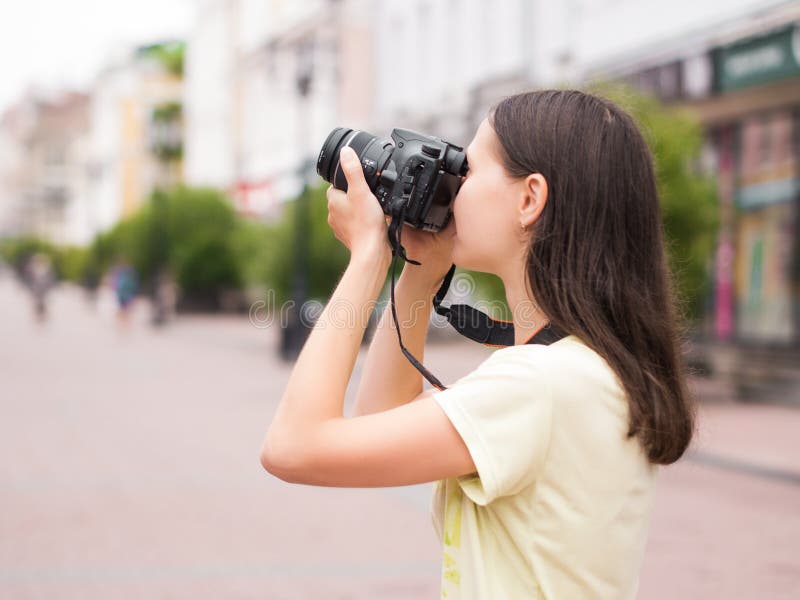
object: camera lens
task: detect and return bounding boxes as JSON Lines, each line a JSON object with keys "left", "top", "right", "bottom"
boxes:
{"left": 316, "top": 127, "right": 350, "bottom": 182}
{"left": 316, "top": 127, "right": 384, "bottom": 192}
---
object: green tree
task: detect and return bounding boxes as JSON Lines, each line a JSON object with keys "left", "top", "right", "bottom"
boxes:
{"left": 162, "top": 186, "right": 243, "bottom": 297}
{"left": 230, "top": 217, "right": 279, "bottom": 289}
{"left": 138, "top": 41, "right": 185, "bottom": 77}
{"left": 260, "top": 183, "right": 350, "bottom": 304}
{"left": 58, "top": 246, "right": 91, "bottom": 283}
{"left": 0, "top": 236, "right": 60, "bottom": 278}
{"left": 89, "top": 186, "right": 244, "bottom": 308}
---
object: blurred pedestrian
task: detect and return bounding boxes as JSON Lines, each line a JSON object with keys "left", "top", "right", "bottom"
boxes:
{"left": 111, "top": 260, "right": 139, "bottom": 328}
{"left": 151, "top": 268, "right": 178, "bottom": 326}
{"left": 81, "top": 263, "right": 102, "bottom": 308}
{"left": 24, "top": 253, "right": 55, "bottom": 323}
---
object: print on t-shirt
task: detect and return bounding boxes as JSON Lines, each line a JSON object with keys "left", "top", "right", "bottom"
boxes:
{"left": 441, "top": 479, "right": 463, "bottom": 596}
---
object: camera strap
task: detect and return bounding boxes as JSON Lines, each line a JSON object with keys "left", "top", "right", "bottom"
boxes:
{"left": 387, "top": 203, "right": 447, "bottom": 389}
{"left": 385, "top": 208, "right": 567, "bottom": 392}
{"left": 431, "top": 264, "right": 567, "bottom": 348}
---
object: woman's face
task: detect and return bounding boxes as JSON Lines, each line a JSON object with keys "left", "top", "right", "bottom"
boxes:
{"left": 450, "top": 118, "right": 525, "bottom": 275}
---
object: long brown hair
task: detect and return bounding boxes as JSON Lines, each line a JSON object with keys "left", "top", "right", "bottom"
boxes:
{"left": 490, "top": 90, "right": 694, "bottom": 465}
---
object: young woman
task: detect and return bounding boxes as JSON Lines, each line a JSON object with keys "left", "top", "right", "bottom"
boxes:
{"left": 260, "top": 90, "right": 695, "bottom": 599}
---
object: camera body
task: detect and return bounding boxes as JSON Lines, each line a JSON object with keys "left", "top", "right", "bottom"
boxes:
{"left": 316, "top": 127, "right": 468, "bottom": 232}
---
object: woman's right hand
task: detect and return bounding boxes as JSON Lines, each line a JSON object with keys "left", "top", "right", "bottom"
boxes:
{"left": 390, "top": 216, "right": 457, "bottom": 292}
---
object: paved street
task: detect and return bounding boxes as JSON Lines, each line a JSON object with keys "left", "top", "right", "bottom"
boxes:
{"left": 1, "top": 274, "right": 798, "bottom": 599}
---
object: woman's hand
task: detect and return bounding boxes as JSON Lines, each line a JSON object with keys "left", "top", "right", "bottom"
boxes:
{"left": 394, "top": 217, "right": 456, "bottom": 291}
{"left": 326, "top": 145, "right": 455, "bottom": 288}
{"left": 326, "top": 147, "right": 391, "bottom": 264}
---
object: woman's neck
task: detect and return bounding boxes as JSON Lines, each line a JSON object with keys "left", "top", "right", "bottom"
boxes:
{"left": 499, "top": 258, "right": 549, "bottom": 345}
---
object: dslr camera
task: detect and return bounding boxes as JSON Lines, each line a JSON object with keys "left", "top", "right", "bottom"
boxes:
{"left": 316, "top": 127, "right": 469, "bottom": 232}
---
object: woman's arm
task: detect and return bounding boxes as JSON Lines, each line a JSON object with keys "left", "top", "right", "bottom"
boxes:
{"left": 350, "top": 268, "right": 439, "bottom": 417}
{"left": 260, "top": 148, "right": 475, "bottom": 485}
{"left": 261, "top": 247, "right": 476, "bottom": 488}
{"left": 264, "top": 247, "right": 390, "bottom": 456}
{"left": 352, "top": 215, "right": 456, "bottom": 416}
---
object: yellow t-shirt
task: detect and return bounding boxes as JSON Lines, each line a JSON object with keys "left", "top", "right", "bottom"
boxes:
{"left": 431, "top": 335, "right": 657, "bottom": 599}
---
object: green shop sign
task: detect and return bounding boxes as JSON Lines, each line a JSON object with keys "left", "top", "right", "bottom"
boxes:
{"left": 715, "top": 25, "right": 800, "bottom": 92}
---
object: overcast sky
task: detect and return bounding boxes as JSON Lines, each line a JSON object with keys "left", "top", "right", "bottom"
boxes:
{"left": 0, "top": 0, "right": 195, "bottom": 113}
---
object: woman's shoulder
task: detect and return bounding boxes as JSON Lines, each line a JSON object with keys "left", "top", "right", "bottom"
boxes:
{"left": 490, "top": 334, "right": 604, "bottom": 370}
{"left": 451, "top": 334, "right": 620, "bottom": 402}
{"left": 488, "top": 335, "right": 623, "bottom": 398}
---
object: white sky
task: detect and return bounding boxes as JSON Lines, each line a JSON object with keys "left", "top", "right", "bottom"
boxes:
{"left": 0, "top": 0, "right": 195, "bottom": 113}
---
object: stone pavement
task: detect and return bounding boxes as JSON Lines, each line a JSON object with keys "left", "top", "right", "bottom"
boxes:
{"left": 1, "top": 275, "right": 798, "bottom": 599}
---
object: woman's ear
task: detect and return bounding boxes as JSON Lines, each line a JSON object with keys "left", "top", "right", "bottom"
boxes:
{"left": 519, "top": 173, "right": 548, "bottom": 229}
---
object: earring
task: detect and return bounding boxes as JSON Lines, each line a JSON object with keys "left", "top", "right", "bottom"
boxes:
{"left": 520, "top": 222, "right": 527, "bottom": 231}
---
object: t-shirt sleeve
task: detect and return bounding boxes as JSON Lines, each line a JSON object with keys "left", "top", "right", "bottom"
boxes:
{"left": 432, "top": 347, "right": 554, "bottom": 506}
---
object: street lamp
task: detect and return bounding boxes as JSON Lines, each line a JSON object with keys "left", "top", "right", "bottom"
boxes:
{"left": 280, "top": 38, "right": 315, "bottom": 361}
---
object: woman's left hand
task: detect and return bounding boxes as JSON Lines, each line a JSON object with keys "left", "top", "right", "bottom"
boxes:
{"left": 326, "top": 146, "right": 391, "bottom": 263}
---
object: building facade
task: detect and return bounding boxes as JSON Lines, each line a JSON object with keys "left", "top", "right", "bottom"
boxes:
{"left": 0, "top": 92, "right": 91, "bottom": 245}
{"left": 87, "top": 46, "right": 184, "bottom": 236}
{"left": 374, "top": 0, "right": 531, "bottom": 146}
{"left": 0, "top": 44, "right": 184, "bottom": 246}
{"left": 0, "top": 96, "right": 37, "bottom": 239}
{"left": 583, "top": 0, "right": 800, "bottom": 346}
{"left": 185, "top": 0, "right": 375, "bottom": 219}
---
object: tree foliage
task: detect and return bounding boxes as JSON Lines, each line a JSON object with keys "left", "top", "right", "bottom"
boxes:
{"left": 138, "top": 41, "right": 185, "bottom": 77}
{"left": 258, "top": 183, "right": 351, "bottom": 304}
{"left": 78, "top": 186, "right": 244, "bottom": 305}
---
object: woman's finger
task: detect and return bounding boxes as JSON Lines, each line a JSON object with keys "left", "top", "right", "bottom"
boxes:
{"left": 339, "top": 147, "right": 371, "bottom": 200}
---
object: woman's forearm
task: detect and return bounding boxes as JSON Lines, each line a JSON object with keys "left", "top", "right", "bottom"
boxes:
{"left": 267, "top": 248, "right": 390, "bottom": 444}
{"left": 351, "top": 268, "right": 439, "bottom": 416}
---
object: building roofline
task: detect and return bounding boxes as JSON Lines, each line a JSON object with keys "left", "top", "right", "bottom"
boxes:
{"left": 583, "top": 0, "right": 800, "bottom": 80}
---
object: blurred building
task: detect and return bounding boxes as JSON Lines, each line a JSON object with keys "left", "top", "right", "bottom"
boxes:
{"left": 87, "top": 43, "right": 184, "bottom": 235}
{"left": 0, "top": 91, "right": 91, "bottom": 245}
{"left": 583, "top": 0, "right": 800, "bottom": 347}
{"left": 185, "top": 0, "right": 375, "bottom": 219}
{"left": 0, "top": 43, "right": 184, "bottom": 246}
{"left": 183, "top": 0, "right": 799, "bottom": 346}
{"left": 183, "top": 0, "right": 238, "bottom": 192}
{"left": 374, "top": 0, "right": 533, "bottom": 146}
{"left": 0, "top": 95, "right": 36, "bottom": 239}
